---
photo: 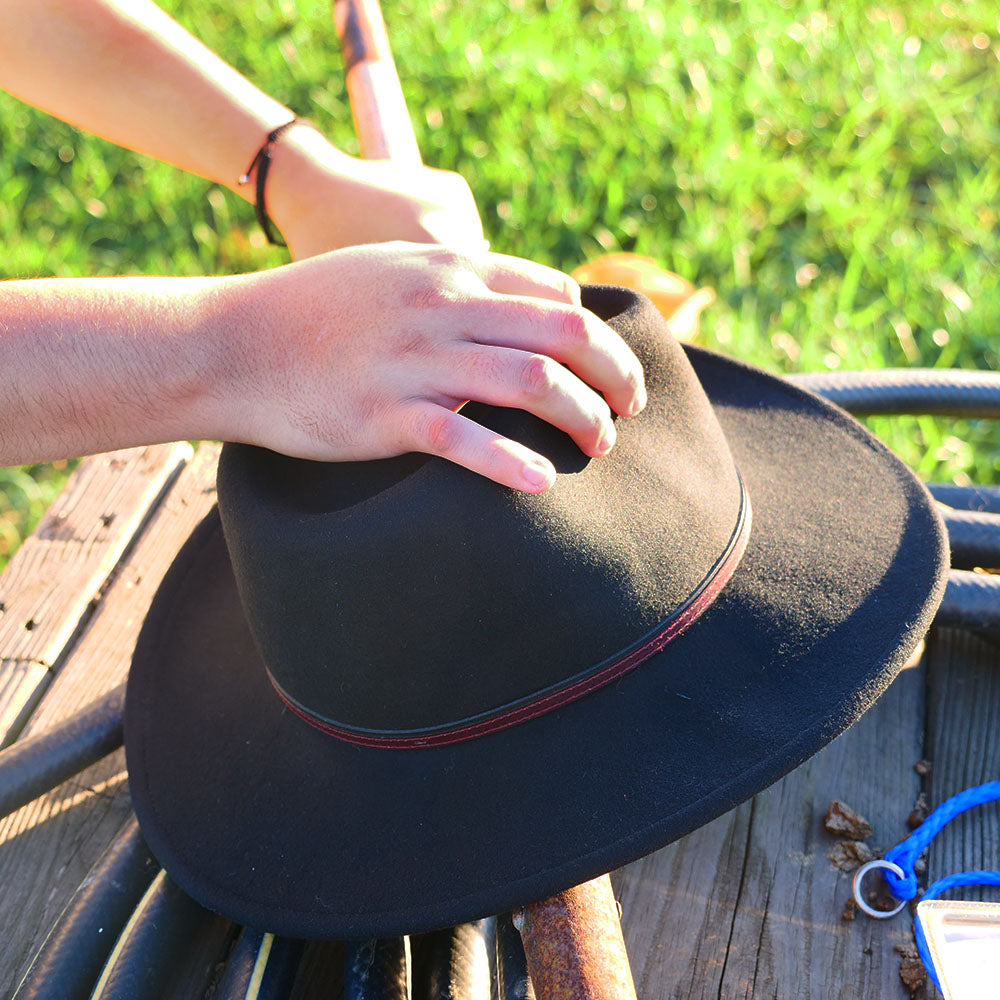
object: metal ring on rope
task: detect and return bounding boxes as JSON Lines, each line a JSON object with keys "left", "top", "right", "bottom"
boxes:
{"left": 852, "top": 860, "right": 909, "bottom": 919}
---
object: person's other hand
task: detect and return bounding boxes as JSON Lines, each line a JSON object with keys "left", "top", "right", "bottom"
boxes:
{"left": 265, "top": 126, "right": 486, "bottom": 259}
{"left": 218, "top": 243, "right": 646, "bottom": 493}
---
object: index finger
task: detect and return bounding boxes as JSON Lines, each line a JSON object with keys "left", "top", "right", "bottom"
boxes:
{"left": 473, "top": 252, "right": 583, "bottom": 306}
{"left": 463, "top": 295, "right": 646, "bottom": 419}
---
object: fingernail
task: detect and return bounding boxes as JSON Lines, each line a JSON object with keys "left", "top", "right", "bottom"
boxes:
{"left": 522, "top": 461, "right": 556, "bottom": 491}
{"left": 596, "top": 423, "right": 616, "bottom": 455}
{"left": 630, "top": 386, "right": 647, "bottom": 417}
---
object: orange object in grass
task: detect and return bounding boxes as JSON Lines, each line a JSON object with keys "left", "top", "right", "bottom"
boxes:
{"left": 571, "top": 253, "right": 714, "bottom": 343}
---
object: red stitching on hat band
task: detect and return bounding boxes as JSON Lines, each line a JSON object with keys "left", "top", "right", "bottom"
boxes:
{"left": 273, "top": 477, "right": 752, "bottom": 750}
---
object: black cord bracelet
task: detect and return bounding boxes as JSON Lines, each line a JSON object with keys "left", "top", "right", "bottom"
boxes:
{"left": 239, "top": 118, "right": 309, "bottom": 246}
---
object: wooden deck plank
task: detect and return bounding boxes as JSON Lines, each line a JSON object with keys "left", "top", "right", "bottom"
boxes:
{"left": 0, "top": 443, "right": 192, "bottom": 747}
{"left": 614, "top": 805, "right": 753, "bottom": 999}
{"left": 0, "top": 662, "right": 48, "bottom": 747}
{"left": 0, "top": 445, "right": 219, "bottom": 999}
{"left": 616, "top": 658, "right": 927, "bottom": 999}
{"left": 925, "top": 627, "right": 1000, "bottom": 904}
{"left": 13, "top": 444, "right": 220, "bottom": 742}
{"left": 715, "top": 682, "right": 919, "bottom": 1000}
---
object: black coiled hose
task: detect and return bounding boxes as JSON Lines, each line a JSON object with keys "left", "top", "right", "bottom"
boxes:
{"left": 928, "top": 483, "right": 1000, "bottom": 514}
{"left": 0, "top": 684, "right": 125, "bottom": 820}
{"left": 343, "top": 938, "right": 408, "bottom": 1000}
{"left": 88, "top": 871, "right": 220, "bottom": 1000}
{"left": 410, "top": 920, "right": 494, "bottom": 1000}
{"left": 217, "top": 928, "right": 304, "bottom": 1000}
{"left": 787, "top": 368, "right": 1000, "bottom": 417}
{"left": 12, "top": 817, "right": 158, "bottom": 1000}
{"left": 791, "top": 367, "right": 1000, "bottom": 636}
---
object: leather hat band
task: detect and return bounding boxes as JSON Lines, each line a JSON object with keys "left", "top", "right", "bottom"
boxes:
{"left": 271, "top": 475, "right": 752, "bottom": 750}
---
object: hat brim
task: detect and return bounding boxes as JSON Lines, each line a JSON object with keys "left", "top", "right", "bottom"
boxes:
{"left": 125, "top": 346, "right": 946, "bottom": 938}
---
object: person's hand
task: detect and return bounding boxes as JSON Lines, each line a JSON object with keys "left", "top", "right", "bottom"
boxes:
{"left": 219, "top": 243, "right": 646, "bottom": 493}
{"left": 264, "top": 126, "right": 486, "bottom": 260}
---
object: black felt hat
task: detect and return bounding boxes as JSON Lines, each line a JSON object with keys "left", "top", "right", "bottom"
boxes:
{"left": 125, "top": 286, "right": 947, "bottom": 939}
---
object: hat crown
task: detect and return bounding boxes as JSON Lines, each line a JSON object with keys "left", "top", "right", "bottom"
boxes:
{"left": 130, "top": 284, "right": 947, "bottom": 938}
{"left": 217, "top": 287, "right": 745, "bottom": 742}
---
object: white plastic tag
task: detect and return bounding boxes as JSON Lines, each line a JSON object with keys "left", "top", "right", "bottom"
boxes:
{"left": 917, "top": 899, "right": 1000, "bottom": 1000}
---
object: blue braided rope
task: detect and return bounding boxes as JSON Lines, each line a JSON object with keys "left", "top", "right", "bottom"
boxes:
{"left": 883, "top": 781, "right": 1000, "bottom": 900}
{"left": 877, "top": 781, "right": 1000, "bottom": 992}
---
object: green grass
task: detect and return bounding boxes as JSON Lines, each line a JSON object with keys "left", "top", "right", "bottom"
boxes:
{"left": 1, "top": 0, "right": 998, "bottom": 567}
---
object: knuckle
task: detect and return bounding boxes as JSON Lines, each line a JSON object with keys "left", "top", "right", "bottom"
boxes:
{"left": 521, "top": 354, "right": 557, "bottom": 397}
{"left": 464, "top": 347, "right": 505, "bottom": 386}
{"left": 623, "top": 362, "right": 642, "bottom": 389}
{"left": 428, "top": 244, "right": 471, "bottom": 271}
{"left": 626, "top": 362, "right": 646, "bottom": 394}
{"left": 585, "top": 396, "right": 611, "bottom": 433}
{"left": 396, "top": 329, "right": 436, "bottom": 360}
{"left": 499, "top": 295, "right": 543, "bottom": 327}
{"left": 401, "top": 282, "right": 453, "bottom": 312}
{"left": 556, "top": 307, "right": 590, "bottom": 348}
{"left": 357, "top": 391, "right": 390, "bottom": 426}
{"left": 413, "top": 410, "right": 459, "bottom": 455}
{"left": 593, "top": 405, "right": 613, "bottom": 436}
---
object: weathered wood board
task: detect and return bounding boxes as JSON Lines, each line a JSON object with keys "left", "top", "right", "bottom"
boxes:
{"left": 924, "top": 628, "right": 1000, "bottom": 905}
{"left": 0, "top": 443, "right": 191, "bottom": 747}
{"left": 616, "top": 628, "right": 1000, "bottom": 1000}
{"left": 1, "top": 444, "right": 217, "bottom": 998}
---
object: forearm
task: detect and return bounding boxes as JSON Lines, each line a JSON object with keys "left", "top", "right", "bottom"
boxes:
{"left": 0, "top": 246, "right": 646, "bottom": 490}
{"left": 0, "top": 0, "right": 294, "bottom": 202}
{"left": 0, "top": 0, "right": 485, "bottom": 257}
{"left": 0, "top": 276, "right": 235, "bottom": 465}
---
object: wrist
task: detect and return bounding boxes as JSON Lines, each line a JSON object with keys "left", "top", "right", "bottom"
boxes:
{"left": 229, "top": 117, "right": 306, "bottom": 204}
{"left": 239, "top": 123, "right": 349, "bottom": 244}
{"left": 235, "top": 118, "right": 316, "bottom": 245}
{"left": 185, "top": 273, "right": 262, "bottom": 446}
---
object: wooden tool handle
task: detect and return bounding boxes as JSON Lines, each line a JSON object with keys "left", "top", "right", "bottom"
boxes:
{"left": 333, "top": 0, "right": 422, "bottom": 164}
{"left": 515, "top": 874, "right": 638, "bottom": 1000}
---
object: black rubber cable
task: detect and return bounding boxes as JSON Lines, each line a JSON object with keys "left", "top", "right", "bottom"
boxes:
{"left": 494, "top": 915, "right": 533, "bottom": 1000}
{"left": 12, "top": 816, "right": 158, "bottom": 1000}
{"left": 941, "top": 509, "right": 1000, "bottom": 570}
{"left": 938, "top": 570, "right": 1000, "bottom": 633}
{"left": 88, "top": 870, "right": 222, "bottom": 1000}
{"left": 411, "top": 920, "right": 494, "bottom": 1000}
{"left": 343, "top": 938, "right": 409, "bottom": 1000}
{"left": 218, "top": 927, "right": 305, "bottom": 1000}
{"left": 786, "top": 368, "right": 1000, "bottom": 417}
{"left": 0, "top": 684, "right": 124, "bottom": 820}
{"left": 928, "top": 483, "right": 1000, "bottom": 515}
